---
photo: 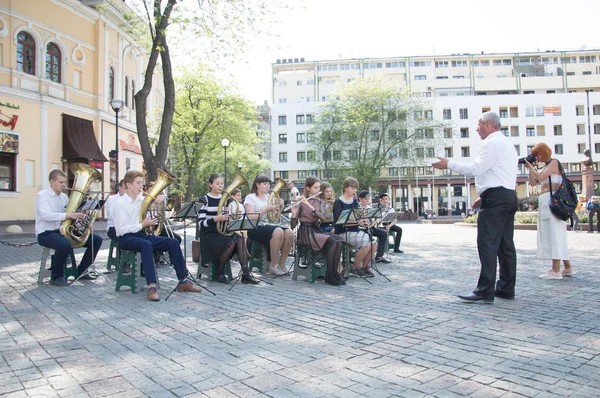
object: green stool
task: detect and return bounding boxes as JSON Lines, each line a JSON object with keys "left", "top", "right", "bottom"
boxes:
{"left": 115, "top": 250, "right": 149, "bottom": 293}
{"left": 106, "top": 239, "right": 120, "bottom": 271}
{"left": 197, "top": 260, "right": 234, "bottom": 281}
{"left": 388, "top": 230, "right": 396, "bottom": 251}
{"left": 249, "top": 241, "right": 267, "bottom": 273}
{"left": 292, "top": 245, "right": 327, "bottom": 283}
{"left": 38, "top": 247, "right": 77, "bottom": 284}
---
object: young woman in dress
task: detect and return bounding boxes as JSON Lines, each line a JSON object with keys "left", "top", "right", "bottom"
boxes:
{"left": 197, "top": 174, "right": 259, "bottom": 284}
{"left": 524, "top": 143, "right": 574, "bottom": 279}
{"left": 318, "top": 181, "right": 335, "bottom": 233}
{"left": 333, "top": 177, "right": 377, "bottom": 277}
{"left": 293, "top": 177, "right": 344, "bottom": 285}
{"left": 244, "top": 175, "right": 294, "bottom": 275}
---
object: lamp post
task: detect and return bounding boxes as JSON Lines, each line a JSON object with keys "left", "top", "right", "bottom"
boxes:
{"left": 586, "top": 90, "right": 593, "bottom": 162}
{"left": 221, "top": 138, "right": 230, "bottom": 186}
{"left": 110, "top": 99, "right": 124, "bottom": 193}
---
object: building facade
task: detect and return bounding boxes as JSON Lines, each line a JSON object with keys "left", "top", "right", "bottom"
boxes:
{"left": 0, "top": 0, "right": 162, "bottom": 222}
{"left": 270, "top": 50, "right": 600, "bottom": 215}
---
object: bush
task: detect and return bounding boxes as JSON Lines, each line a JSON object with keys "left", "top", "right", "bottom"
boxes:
{"left": 462, "top": 212, "right": 538, "bottom": 224}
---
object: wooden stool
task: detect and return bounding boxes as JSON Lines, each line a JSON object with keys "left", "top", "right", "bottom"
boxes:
{"left": 197, "top": 260, "right": 233, "bottom": 281}
{"left": 38, "top": 247, "right": 77, "bottom": 284}
{"left": 292, "top": 245, "right": 327, "bottom": 283}
{"left": 249, "top": 241, "right": 267, "bottom": 273}
{"left": 115, "top": 250, "right": 158, "bottom": 293}
{"left": 106, "top": 239, "right": 120, "bottom": 271}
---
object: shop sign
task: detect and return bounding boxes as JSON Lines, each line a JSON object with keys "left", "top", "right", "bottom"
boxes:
{"left": 0, "top": 111, "right": 18, "bottom": 130}
{"left": 0, "top": 132, "right": 18, "bottom": 153}
{"left": 120, "top": 133, "right": 142, "bottom": 154}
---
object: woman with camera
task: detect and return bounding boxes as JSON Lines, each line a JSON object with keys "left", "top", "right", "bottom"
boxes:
{"left": 524, "top": 143, "right": 574, "bottom": 280}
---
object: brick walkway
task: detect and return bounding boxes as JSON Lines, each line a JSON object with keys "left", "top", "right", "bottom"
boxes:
{"left": 0, "top": 224, "right": 599, "bottom": 397}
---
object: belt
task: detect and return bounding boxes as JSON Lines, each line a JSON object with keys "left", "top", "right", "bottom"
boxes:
{"left": 480, "top": 186, "right": 513, "bottom": 200}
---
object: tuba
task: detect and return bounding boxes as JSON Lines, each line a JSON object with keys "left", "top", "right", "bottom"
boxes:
{"left": 216, "top": 172, "right": 248, "bottom": 236}
{"left": 140, "top": 168, "right": 177, "bottom": 235}
{"left": 60, "top": 163, "right": 102, "bottom": 248}
{"left": 266, "top": 177, "right": 286, "bottom": 224}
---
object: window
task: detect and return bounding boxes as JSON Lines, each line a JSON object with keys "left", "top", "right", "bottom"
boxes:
{"left": 124, "top": 76, "right": 129, "bottom": 106}
{"left": 17, "top": 31, "right": 36, "bottom": 75}
{"left": 493, "top": 59, "right": 502, "bottom": 66}
{"left": 297, "top": 80, "right": 302, "bottom": 86}
{"left": 0, "top": 154, "right": 16, "bottom": 191}
{"left": 426, "top": 147, "right": 434, "bottom": 157}
{"left": 424, "top": 110, "right": 433, "bottom": 120}
{"left": 278, "top": 80, "right": 287, "bottom": 87}
{"left": 436, "top": 76, "right": 448, "bottom": 80}
{"left": 503, "top": 59, "right": 512, "bottom": 66}
{"left": 279, "top": 171, "right": 288, "bottom": 180}
{"left": 296, "top": 133, "right": 305, "bottom": 143}
{"left": 453, "top": 75, "right": 465, "bottom": 79}
{"left": 389, "top": 167, "right": 398, "bottom": 176}
{"left": 514, "top": 145, "right": 520, "bottom": 156}
{"left": 595, "top": 143, "right": 600, "bottom": 153}
{"left": 435, "top": 61, "right": 448, "bottom": 68}
{"left": 278, "top": 98, "right": 287, "bottom": 104}
{"left": 525, "top": 106, "right": 534, "bottom": 117}
{"left": 45, "top": 42, "right": 61, "bottom": 83}
{"left": 579, "top": 55, "right": 596, "bottom": 63}
{"left": 555, "top": 144, "right": 563, "bottom": 155}
{"left": 298, "top": 170, "right": 307, "bottom": 179}
{"left": 554, "top": 125, "right": 562, "bottom": 136}
{"left": 526, "top": 127, "right": 535, "bottom": 137}
{"left": 501, "top": 127, "right": 509, "bottom": 137}
{"left": 410, "top": 61, "right": 430, "bottom": 67}
{"left": 472, "top": 60, "right": 480, "bottom": 67}
{"left": 424, "top": 128, "right": 434, "bottom": 138}
{"left": 109, "top": 66, "right": 115, "bottom": 100}
{"left": 333, "top": 150, "right": 341, "bottom": 161}
{"left": 460, "top": 128, "right": 469, "bottom": 138}
{"left": 349, "top": 150, "right": 358, "bottom": 160}
{"left": 577, "top": 143, "right": 586, "bottom": 154}
{"left": 296, "top": 115, "right": 305, "bottom": 124}
{"left": 444, "top": 147, "right": 453, "bottom": 157}
{"left": 278, "top": 115, "right": 287, "bottom": 125}
{"left": 452, "top": 60, "right": 467, "bottom": 67}
{"left": 399, "top": 129, "right": 408, "bottom": 138}
{"left": 499, "top": 109, "right": 508, "bottom": 118}
{"left": 297, "top": 151, "right": 306, "bottom": 162}
{"left": 307, "top": 132, "right": 314, "bottom": 143}
{"left": 278, "top": 133, "right": 287, "bottom": 144}
{"left": 424, "top": 92, "right": 432, "bottom": 97}
{"left": 371, "top": 130, "right": 379, "bottom": 140}
{"left": 323, "top": 151, "right": 331, "bottom": 161}
{"left": 318, "top": 64, "right": 338, "bottom": 71}
{"left": 443, "top": 109, "right": 452, "bottom": 120}
{"left": 131, "top": 80, "right": 135, "bottom": 110}
{"left": 307, "top": 79, "right": 315, "bottom": 85}
{"left": 279, "top": 152, "right": 287, "bottom": 162}
{"left": 307, "top": 151, "right": 315, "bottom": 161}
{"left": 444, "top": 128, "right": 452, "bottom": 138}
{"left": 416, "top": 148, "right": 424, "bottom": 158}
{"left": 577, "top": 124, "right": 585, "bottom": 135}
{"left": 414, "top": 75, "right": 427, "bottom": 80}
{"left": 306, "top": 114, "right": 314, "bottom": 124}
{"left": 459, "top": 108, "right": 468, "bottom": 119}
{"left": 385, "top": 61, "right": 405, "bottom": 68}
{"left": 461, "top": 146, "right": 470, "bottom": 157}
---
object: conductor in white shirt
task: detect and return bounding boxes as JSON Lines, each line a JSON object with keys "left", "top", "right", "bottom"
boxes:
{"left": 433, "top": 112, "right": 518, "bottom": 303}
{"left": 35, "top": 169, "right": 103, "bottom": 286}
{"left": 104, "top": 179, "right": 125, "bottom": 240}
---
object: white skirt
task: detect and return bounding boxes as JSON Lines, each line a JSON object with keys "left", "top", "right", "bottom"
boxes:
{"left": 537, "top": 192, "right": 569, "bottom": 260}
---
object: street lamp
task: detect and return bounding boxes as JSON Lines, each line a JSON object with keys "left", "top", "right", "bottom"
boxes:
{"left": 110, "top": 99, "right": 124, "bottom": 193}
{"left": 221, "top": 138, "right": 230, "bottom": 186}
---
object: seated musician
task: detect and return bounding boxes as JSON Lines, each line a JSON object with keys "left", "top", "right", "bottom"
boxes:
{"left": 114, "top": 170, "right": 200, "bottom": 301}
{"left": 35, "top": 169, "right": 102, "bottom": 286}
{"left": 333, "top": 177, "right": 377, "bottom": 278}
{"left": 244, "top": 175, "right": 294, "bottom": 276}
{"left": 197, "top": 174, "right": 260, "bottom": 285}
{"left": 227, "top": 189, "right": 245, "bottom": 216}
{"left": 144, "top": 181, "right": 182, "bottom": 244}
{"left": 358, "top": 190, "right": 391, "bottom": 264}
{"left": 105, "top": 179, "right": 125, "bottom": 240}
{"left": 378, "top": 193, "right": 403, "bottom": 253}
{"left": 317, "top": 181, "right": 335, "bottom": 234}
{"left": 292, "top": 177, "right": 344, "bottom": 286}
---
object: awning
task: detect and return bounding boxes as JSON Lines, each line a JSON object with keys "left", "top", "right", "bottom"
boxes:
{"left": 62, "top": 114, "right": 108, "bottom": 162}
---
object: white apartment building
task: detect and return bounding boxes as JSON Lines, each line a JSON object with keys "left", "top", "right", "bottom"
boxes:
{"left": 269, "top": 50, "right": 600, "bottom": 215}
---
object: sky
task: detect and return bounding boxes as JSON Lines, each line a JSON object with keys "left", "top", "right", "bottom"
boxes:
{"left": 219, "top": 0, "right": 600, "bottom": 104}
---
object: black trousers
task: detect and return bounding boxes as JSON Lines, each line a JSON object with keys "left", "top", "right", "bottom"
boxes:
{"left": 589, "top": 206, "right": 600, "bottom": 232}
{"left": 474, "top": 187, "right": 518, "bottom": 298}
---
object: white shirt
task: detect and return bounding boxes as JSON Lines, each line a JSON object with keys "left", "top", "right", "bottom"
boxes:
{"left": 104, "top": 193, "right": 121, "bottom": 229}
{"left": 35, "top": 188, "right": 68, "bottom": 235}
{"left": 447, "top": 130, "right": 518, "bottom": 195}
{"left": 244, "top": 193, "right": 268, "bottom": 221}
{"left": 113, "top": 193, "right": 144, "bottom": 237}
{"left": 290, "top": 186, "right": 299, "bottom": 200}
{"left": 228, "top": 200, "right": 246, "bottom": 215}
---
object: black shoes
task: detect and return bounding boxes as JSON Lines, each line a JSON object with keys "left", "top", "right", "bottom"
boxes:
{"left": 241, "top": 273, "right": 260, "bottom": 285}
{"left": 216, "top": 274, "right": 230, "bottom": 284}
{"left": 363, "top": 268, "right": 375, "bottom": 278}
{"left": 458, "top": 293, "right": 494, "bottom": 303}
{"left": 351, "top": 268, "right": 366, "bottom": 277}
{"left": 494, "top": 291, "right": 515, "bottom": 300}
{"left": 78, "top": 273, "right": 97, "bottom": 281}
{"left": 393, "top": 249, "right": 404, "bottom": 253}
{"left": 375, "top": 256, "right": 392, "bottom": 264}
{"left": 50, "top": 277, "right": 69, "bottom": 287}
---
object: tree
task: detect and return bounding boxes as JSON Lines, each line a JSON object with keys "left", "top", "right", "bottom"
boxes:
{"left": 121, "top": 0, "right": 278, "bottom": 181}
{"left": 170, "top": 67, "right": 269, "bottom": 201}
{"left": 309, "top": 78, "right": 449, "bottom": 191}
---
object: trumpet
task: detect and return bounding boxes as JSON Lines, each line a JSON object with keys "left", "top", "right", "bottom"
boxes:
{"left": 283, "top": 191, "right": 322, "bottom": 212}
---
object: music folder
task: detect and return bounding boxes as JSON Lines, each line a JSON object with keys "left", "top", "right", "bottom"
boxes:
{"left": 226, "top": 213, "right": 259, "bottom": 233}
{"left": 335, "top": 208, "right": 361, "bottom": 225}
{"left": 362, "top": 206, "right": 382, "bottom": 219}
{"left": 78, "top": 193, "right": 108, "bottom": 211}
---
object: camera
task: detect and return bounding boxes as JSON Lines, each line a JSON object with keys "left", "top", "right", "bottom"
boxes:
{"left": 518, "top": 154, "right": 536, "bottom": 165}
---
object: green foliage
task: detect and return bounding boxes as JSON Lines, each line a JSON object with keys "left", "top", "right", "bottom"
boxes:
{"left": 464, "top": 212, "right": 539, "bottom": 224}
{"left": 309, "top": 78, "right": 449, "bottom": 191}
{"left": 169, "top": 66, "right": 269, "bottom": 200}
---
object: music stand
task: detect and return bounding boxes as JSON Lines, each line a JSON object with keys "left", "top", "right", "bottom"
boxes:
{"left": 71, "top": 193, "right": 111, "bottom": 285}
{"left": 381, "top": 211, "right": 398, "bottom": 225}
{"left": 361, "top": 206, "right": 391, "bottom": 282}
{"left": 171, "top": 201, "right": 201, "bottom": 263}
{"left": 335, "top": 209, "right": 372, "bottom": 285}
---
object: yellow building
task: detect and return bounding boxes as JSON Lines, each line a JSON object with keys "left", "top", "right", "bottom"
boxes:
{"left": 0, "top": 0, "right": 163, "bottom": 222}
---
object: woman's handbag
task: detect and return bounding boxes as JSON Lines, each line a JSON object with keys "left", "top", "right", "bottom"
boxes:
{"left": 548, "top": 160, "right": 578, "bottom": 221}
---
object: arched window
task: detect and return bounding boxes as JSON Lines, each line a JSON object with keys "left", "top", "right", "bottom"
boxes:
{"left": 109, "top": 67, "right": 114, "bottom": 100}
{"left": 17, "top": 31, "right": 36, "bottom": 75}
{"left": 124, "top": 76, "right": 129, "bottom": 107}
{"left": 131, "top": 80, "right": 135, "bottom": 110}
{"left": 45, "top": 43, "right": 61, "bottom": 83}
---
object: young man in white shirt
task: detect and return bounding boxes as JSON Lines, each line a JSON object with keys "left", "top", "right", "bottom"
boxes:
{"left": 113, "top": 170, "right": 200, "bottom": 301}
{"left": 105, "top": 179, "right": 125, "bottom": 240}
{"left": 288, "top": 180, "right": 299, "bottom": 202}
{"left": 35, "top": 169, "right": 103, "bottom": 286}
{"left": 433, "top": 111, "right": 518, "bottom": 303}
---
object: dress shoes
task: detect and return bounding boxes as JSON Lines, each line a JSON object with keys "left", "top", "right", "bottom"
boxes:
{"left": 78, "top": 273, "right": 97, "bottom": 281}
{"left": 50, "top": 277, "right": 69, "bottom": 287}
{"left": 458, "top": 293, "right": 494, "bottom": 303}
{"left": 375, "top": 256, "right": 392, "bottom": 264}
{"left": 216, "top": 274, "right": 230, "bottom": 284}
{"left": 494, "top": 291, "right": 515, "bottom": 300}
{"left": 177, "top": 279, "right": 202, "bottom": 292}
{"left": 393, "top": 249, "right": 404, "bottom": 253}
{"left": 241, "top": 273, "right": 260, "bottom": 285}
{"left": 147, "top": 286, "right": 160, "bottom": 301}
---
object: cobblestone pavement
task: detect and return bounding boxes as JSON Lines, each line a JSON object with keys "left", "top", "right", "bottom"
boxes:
{"left": 0, "top": 224, "right": 599, "bottom": 398}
